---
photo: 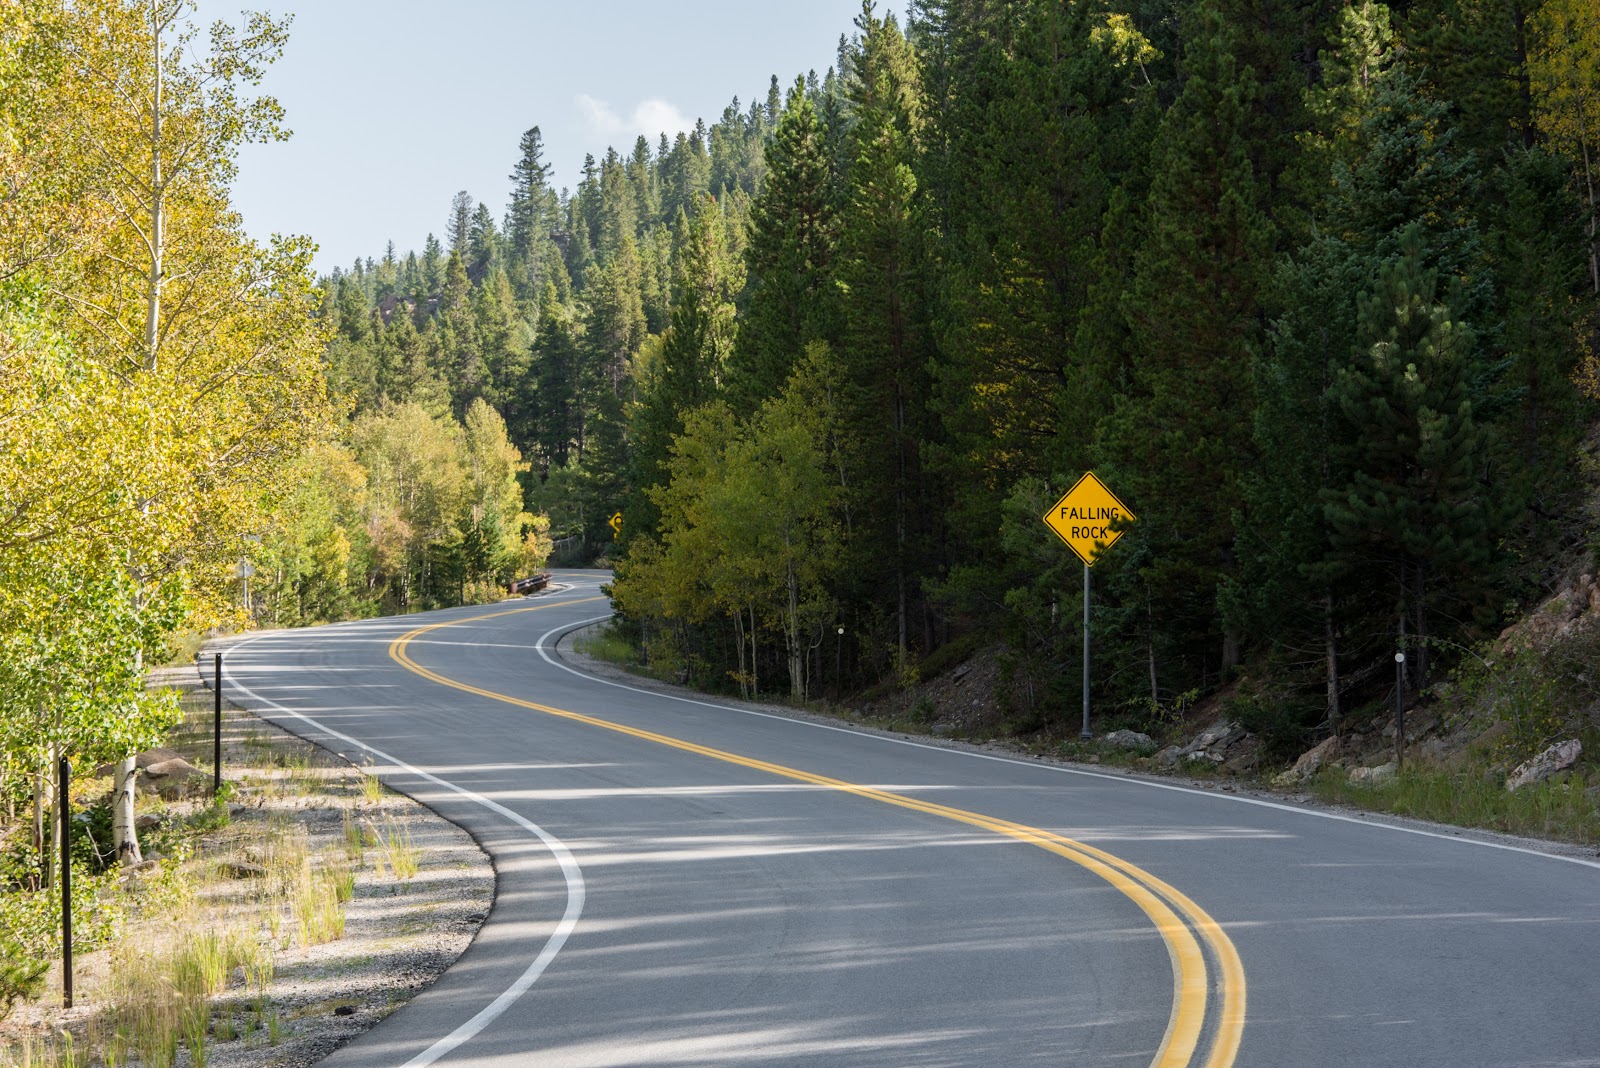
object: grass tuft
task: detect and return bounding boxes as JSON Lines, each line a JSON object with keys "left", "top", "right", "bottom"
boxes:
{"left": 368, "top": 816, "right": 420, "bottom": 880}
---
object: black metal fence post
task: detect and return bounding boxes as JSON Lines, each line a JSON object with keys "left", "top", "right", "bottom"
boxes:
{"left": 59, "top": 755, "right": 72, "bottom": 1009}
{"left": 214, "top": 653, "right": 223, "bottom": 797}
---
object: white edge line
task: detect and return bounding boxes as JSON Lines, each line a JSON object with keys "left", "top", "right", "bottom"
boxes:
{"left": 538, "top": 614, "right": 1600, "bottom": 873}
{"left": 221, "top": 631, "right": 587, "bottom": 1068}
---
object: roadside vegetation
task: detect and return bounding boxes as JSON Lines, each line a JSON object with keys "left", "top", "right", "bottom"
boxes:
{"left": 1, "top": 2, "right": 536, "bottom": 1045}
{"left": 0, "top": 673, "right": 466, "bottom": 1068}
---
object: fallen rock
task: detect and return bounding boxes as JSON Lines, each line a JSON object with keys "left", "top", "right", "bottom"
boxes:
{"left": 1155, "top": 745, "right": 1183, "bottom": 768}
{"left": 143, "top": 757, "right": 201, "bottom": 780}
{"left": 1506, "top": 739, "right": 1583, "bottom": 792}
{"left": 134, "top": 813, "right": 160, "bottom": 831}
{"left": 1274, "top": 736, "right": 1341, "bottom": 786}
{"left": 1182, "top": 720, "right": 1245, "bottom": 757}
{"left": 144, "top": 757, "right": 204, "bottom": 798}
{"left": 218, "top": 861, "right": 267, "bottom": 880}
{"left": 136, "top": 748, "right": 187, "bottom": 770}
{"left": 1102, "top": 729, "right": 1154, "bottom": 751}
{"left": 1349, "top": 762, "right": 1397, "bottom": 787}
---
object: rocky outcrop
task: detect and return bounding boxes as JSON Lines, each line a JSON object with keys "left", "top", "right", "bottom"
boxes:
{"left": 1179, "top": 720, "right": 1249, "bottom": 764}
{"left": 1505, "top": 739, "right": 1582, "bottom": 792}
{"left": 1272, "top": 736, "right": 1340, "bottom": 787}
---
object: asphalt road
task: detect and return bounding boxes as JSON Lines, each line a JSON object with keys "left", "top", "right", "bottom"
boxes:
{"left": 222, "top": 572, "right": 1600, "bottom": 1068}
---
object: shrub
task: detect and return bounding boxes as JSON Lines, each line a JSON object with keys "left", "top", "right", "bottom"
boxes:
{"left": 0, "top": 934, "right": 47, "bottom": 1015}
{"left": 1225, "top": 691, "right": 1321, "bottom": 763}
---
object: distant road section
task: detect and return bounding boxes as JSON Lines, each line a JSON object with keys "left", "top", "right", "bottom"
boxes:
{"left": 223, "top": 571, "right": 1600, "bottom": 1068}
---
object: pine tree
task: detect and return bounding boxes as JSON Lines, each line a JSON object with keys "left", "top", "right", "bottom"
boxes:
{"left": 419, "top": 233, "right": 444, "bottom": 310}
{"left": 1407, "top": 0, "right": 1539, "bottom": 155}
{"left": 1324, "top": 228, "right": 1508, "bottom": 687}
{"left": 448, "top": 190, "right": 474, "bottom": 258}
{"left": 1098, "top": 2, "right": 1275, "bottom": 683}
{"left": 1482, "top": 146, "right": 1590, "bottom": 562}
{"left": 922, "top": 0, "right": 1152, "bottom": 584}
{"left": 438, "top": 250, "right": 488, "bottom": 413}
{"left": 385, "top": 310, "right": 450, "bottom": 414}
{"left": 467, "top": 202, "right": 500, "bottom": 282}
{"left": 833, "top": 1, "right": 934, "bottom": 657}
{"left": 584, "top": 233, "right": 646, "bottom": 404}
{"left": 507, "top": 126, "right": 559, "bottom": 301}
{"left": 727, "top": 75, "right": 839, "bottom": 414}
{"left": 628, "top": 195, "right": 744, "bottom": 539}
{"left": 530, "top": 282, "right": 580, "bottom": 471}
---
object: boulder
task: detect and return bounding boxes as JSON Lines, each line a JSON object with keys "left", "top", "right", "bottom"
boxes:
{"left": 1274, "top": 736, "right": 1340, "bottom": 787}
{"left": 144, "top": 757, "right": 203, "bottom": 798}
{"left": 1349, "top": 762, "right": 1397, "bottom": 787}
{"left": 136, "top": 748, "right": 187, "bottom": 770}
{"left": 1182, "top": 720, "right": 1244, "bottom": 756}
{"left": 218, "top": 860, "right": 267, "bottom": 880}
{"left": 1155, "top": 745, "right": 1183, "bottom": 768}
{"left": 1505, "top": 739, "right": 1583, "bottom": 792}
{"left": 143, "top": 757, "right": 201, "bottom": 780}
{"left": 1102, "top": 729, "right": 1154, "bottom": 751}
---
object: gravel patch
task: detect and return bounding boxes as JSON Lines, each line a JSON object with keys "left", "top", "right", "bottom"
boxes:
{"left": 1, "top": 660, "right": 495, "bottom": 1068}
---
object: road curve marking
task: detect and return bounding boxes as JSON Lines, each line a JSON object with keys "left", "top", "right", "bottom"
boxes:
{"left": 219, "top": 606, "right": 590, "bottom": 1068}
{"left": 391, "top": 604, "right": 1245, "bottom": 1068}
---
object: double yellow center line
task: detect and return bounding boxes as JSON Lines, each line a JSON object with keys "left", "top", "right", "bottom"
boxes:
{"left": 389, "top": 601, "right": 1245, "bottom": 1068}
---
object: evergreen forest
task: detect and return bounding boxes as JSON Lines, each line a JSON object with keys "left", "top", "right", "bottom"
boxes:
{"left": 316, "top": 0, "right": 1600, "bottom": 739}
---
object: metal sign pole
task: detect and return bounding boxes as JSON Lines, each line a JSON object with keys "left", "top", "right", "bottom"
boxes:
{"left": 1394, "top": 651, "right": 1406, "bottom": 769}
{"left": 214, "top": 653, "right": 223, "bottom": 796}
{"left": 1081, "top": 563, "right": 1092, "bottom": 739}
{"left": 59, "top": 755, "right": 72, "bottom": 1009}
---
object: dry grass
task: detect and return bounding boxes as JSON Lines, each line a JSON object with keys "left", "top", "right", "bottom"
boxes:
{"left": 0, "top": 679, "right": 400, "bottom": 1068}
{"left": 368, "top": 817, "right": 419, "bottom": 881}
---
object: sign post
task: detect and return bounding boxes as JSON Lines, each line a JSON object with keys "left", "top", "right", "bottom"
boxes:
{"left": 1394, "top": 651, "right": 1406, "bottom": 769}
{"left": 236, "top": 557, "right": 255, "bottom": 613}
{"left": 214, "top": 653, "right": 224, "bottom": 797}
{"left": 59, "top": 755, "right": 72, "bottom": 1009}
{"left": 1082, "top": 564, "right": 1091, "bottom": 738}
{"left": 1042, "top": 472, "right": 1135, "bottom": 741}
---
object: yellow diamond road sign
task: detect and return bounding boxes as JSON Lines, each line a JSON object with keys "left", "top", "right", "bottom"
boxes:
{"left": 1043, "top": 472, "right": 1134, "bottom": 567}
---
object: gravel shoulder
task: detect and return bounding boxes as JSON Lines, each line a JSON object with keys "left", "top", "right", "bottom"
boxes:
{"left": 1, "top": 658, "right": 495, "bottom": 1068}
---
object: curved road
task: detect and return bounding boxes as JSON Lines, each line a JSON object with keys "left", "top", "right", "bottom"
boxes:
{"left": 222, "top": 572, "right": 1600, "bottom": 1068}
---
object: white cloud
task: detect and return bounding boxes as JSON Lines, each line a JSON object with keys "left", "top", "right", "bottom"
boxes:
{"left": 576, "top": 94, "right": 693, "bottom": 142}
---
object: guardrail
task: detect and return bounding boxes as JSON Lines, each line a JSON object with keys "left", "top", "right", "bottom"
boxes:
{"left": 508, "top": 572, "right": 550, "bottom": 595}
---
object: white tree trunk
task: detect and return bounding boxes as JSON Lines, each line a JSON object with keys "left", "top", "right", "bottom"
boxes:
{"left": 32, "top": 764, "right": 45, "bottom": 882}
{"left": 112, "top": 757, "right": 142, "bottom": 865}
{"left": 143, "top": 0, "right": 164, "bottom": 368}
{"left": 786, "top": 562, "right": 803, "bottom": 699}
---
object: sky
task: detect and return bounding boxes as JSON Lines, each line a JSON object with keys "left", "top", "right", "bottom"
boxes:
{"left": 191, "top": 0, "right": 874, "bottom": 274}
